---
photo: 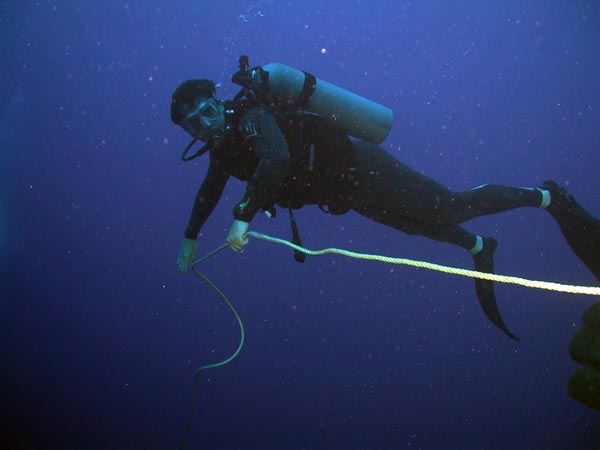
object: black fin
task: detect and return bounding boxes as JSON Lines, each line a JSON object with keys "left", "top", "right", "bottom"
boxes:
{"left": 542, "top": 180, "right": 600, "bottom": 283}
{"left": 473, "top": 238, "right": 520, "bottom": 341}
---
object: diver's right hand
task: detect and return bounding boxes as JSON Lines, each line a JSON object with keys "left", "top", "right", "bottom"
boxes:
{"left": 177, "top": 238, "right": 199, "bottom": 273}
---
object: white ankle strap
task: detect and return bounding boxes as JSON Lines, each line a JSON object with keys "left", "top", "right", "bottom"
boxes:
{"left": 470, "top": 235, "right": 484, "bottom": 255}
{"left": 537, "top": 188, "right": 551, "bottom": 208}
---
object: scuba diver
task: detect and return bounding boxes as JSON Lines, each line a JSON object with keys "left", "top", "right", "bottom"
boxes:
{"left": 170, "top": 58, "right": 600, "bottom": 342}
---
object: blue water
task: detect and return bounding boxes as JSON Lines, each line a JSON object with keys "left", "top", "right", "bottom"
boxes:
{"left": 1, "top": 1, "right": 599, "bottom": 449}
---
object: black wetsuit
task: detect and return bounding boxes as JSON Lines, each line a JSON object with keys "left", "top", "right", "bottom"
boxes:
{"left": 184, "top": 102, "right": 600, "bottom": 341}
{"left": 348, "top": 141, "right": 544, "bottom": 251}
{"left": 185, "top": 104, "right": 544, "bottom": 251}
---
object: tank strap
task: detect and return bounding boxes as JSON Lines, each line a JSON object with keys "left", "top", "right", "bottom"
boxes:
{"left": 288, "top": 208, "right": 305, "bottom": 263}
{"left": 296, "top": 72, "right": 317, "bottom": 108}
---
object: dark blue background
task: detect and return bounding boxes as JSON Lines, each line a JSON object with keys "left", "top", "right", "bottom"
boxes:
{"left": 1, "top": 1, "right": 600, "bottom": 449}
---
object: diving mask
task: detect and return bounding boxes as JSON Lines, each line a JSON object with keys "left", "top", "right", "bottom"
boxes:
{"left": 180, "top": 98, "right": 224, "bottom": 141}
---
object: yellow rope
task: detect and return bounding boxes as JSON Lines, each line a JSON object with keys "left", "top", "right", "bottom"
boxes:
{"left": 247, "top": 231, "right": 600, "bottom": 296}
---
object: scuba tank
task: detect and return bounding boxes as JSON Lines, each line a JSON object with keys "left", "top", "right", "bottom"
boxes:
{"left": 232, "top": 56, "right": 393, "bottom": 144}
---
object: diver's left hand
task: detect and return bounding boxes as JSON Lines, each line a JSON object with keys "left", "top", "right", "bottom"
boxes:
{"left": 227, "top": 220, "right": 249, "bottom": 252}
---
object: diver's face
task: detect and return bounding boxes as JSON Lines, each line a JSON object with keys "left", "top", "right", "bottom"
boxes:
{"left": 180, "top": 97, "right": 225, "bottom": 142}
